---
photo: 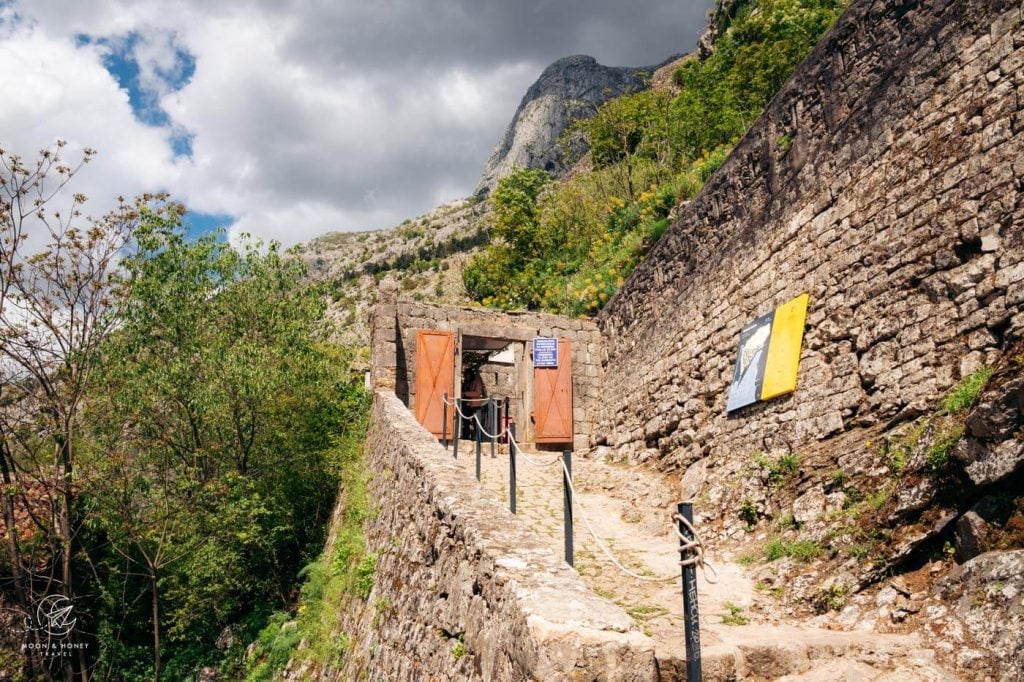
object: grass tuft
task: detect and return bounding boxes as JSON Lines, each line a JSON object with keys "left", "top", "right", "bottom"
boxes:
{"left": 943, "top": 366, "right": 993, "bottom": 414}
{"left": 764, "top": 538, "right": 822, "bottom": 562}
{"left": 721, "top": 602, "right": 750, "bottom": 625}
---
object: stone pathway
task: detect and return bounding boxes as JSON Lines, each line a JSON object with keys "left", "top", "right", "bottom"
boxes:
{"left": 448, "top": 440, "right": 957, "bottom": 680}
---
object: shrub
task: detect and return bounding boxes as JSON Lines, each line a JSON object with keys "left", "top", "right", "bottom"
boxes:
{"left": 740, "top": 498, "right": 758, "bottom": 527}
{"left": 356, "top": 554, "right": 377, "bottom": 599}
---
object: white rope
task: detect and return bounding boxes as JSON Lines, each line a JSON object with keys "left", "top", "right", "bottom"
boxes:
{"left": 440, "top": 398, "right": 716, "bottom": 584}
{"left": 442, "top": 397, "right": 561, "bottom": 466}
{"left": 507, "top": 432, "right": 563, "bottom": 467}
{"left": 557, "top": 455, "right": 677, "bottom": 583}
{"left": 472, "top": 413, "right": 505, "bottom": 441}
{"left": 672, "top": 512, "right": 719, "bottom": 584}
{"left": 442, "top": 396, "right": 476, "bottom": 422}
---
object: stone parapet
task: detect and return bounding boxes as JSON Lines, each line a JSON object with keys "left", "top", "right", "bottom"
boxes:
{"left": 336, "top": 391, "right": 656, "bottom": 681}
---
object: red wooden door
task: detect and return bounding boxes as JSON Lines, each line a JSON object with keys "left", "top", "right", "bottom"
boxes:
{"left": 415, "top": 330, "right": 455, "bottom": 437}
{"left": 534, "top": 338, "right": 573, "bottom": 444}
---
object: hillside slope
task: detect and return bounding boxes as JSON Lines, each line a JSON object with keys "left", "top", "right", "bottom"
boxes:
{"left": 300, "top": 199, "right": 488, "bottom": 350}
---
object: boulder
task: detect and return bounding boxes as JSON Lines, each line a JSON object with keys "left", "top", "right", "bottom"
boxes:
{"left": 954, "top": 376, "right": 1024, "bottom": 486}
{"left": 965, "top": 438, "right": 1024, "bottom": 487}
{"left": 933, "top": 550, "right": 1024, "bottom": 680}
{"left": 964, "top": 377, "right": 1024, "bottom": 441}
{"left": 679, "top": 458, "right": 706, "bottom": 502}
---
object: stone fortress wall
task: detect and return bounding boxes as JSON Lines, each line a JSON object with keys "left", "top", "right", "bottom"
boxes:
{"left": 597, "top": 0, "right": 1024, "bottom": 470}
{"left": 340, "top": 1, "right": 1024, "bottom": 678}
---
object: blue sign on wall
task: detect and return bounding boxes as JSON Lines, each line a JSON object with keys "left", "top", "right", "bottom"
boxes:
{"left": 533, "top": 337, "right": 559, "bottom": 368}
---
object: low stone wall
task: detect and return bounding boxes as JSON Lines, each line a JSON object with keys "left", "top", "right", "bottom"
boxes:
{"left": 597, "top": 0, "right": 1024, "bottom": 468}
{"left": 335, "top": 391, "right": 656, "bottom": 681}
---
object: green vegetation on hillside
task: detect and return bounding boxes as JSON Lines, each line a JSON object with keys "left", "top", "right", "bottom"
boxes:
{"left": 244, "top": 413, "right": 371, "bottom": 681}
{"left": 464, "top": 0, "right": 845, "bottom": 315}
{"left": 1, "top": 142, "right": 369, "bottom": 680}
{"left": 85, "top": 222, "right": 370, "bottom": 679}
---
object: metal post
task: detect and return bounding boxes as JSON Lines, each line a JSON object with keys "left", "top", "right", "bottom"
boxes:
{"left": 442, "top": 392, "right": 448, "bottom": 450}
{"left": 563, "top": 450, "right": 573, "bottom": 567}
{"left": 489, "top": 398, "right": 496, "bottom": 458}
{"left": 677, "top": 502, "right": 702, "bottom": 682}
{"left": 503, "top": 397, "right": 510, "bottom": 448}
{"left": 452, "top": 401, "right": 460, "bottom": 460}
{"left": 509, "top": 423, "right": 517, "bottom": 514}
{"left": 475, "top": 412, "right": 482, "bottom": 482}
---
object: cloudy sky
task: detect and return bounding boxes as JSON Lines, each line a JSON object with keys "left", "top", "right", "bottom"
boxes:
{"left": 0, "top": 0, "right": 711, "bottom": 245}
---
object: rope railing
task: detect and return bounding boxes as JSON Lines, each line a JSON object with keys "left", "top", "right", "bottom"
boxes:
{"left": 506, "top": 429, "right": 562, "bottom": 467}
{"left": 673, "top": 511, "right": 718, "bottom": 582}
{"left": 438, "top": 395, "right": 716, "bottom": 584}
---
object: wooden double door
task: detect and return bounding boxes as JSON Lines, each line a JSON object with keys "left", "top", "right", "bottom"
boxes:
{"left": 413, "top": 330, "right": 573, "bottom": 445}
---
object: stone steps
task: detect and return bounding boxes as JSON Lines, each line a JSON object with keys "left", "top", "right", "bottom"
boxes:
{"left": 448, "top": 443, "right": 956, "bottom": 680}
{"left": 656, "top": 627, "right": 953, "bottom": 681}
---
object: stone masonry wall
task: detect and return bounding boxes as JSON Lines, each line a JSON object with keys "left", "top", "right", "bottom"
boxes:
{"left": 371, "top": 300, "right": 603, "bottom": 450}
{"left": 334, "top": 391, "right": 656, "bottom": 681}
{"left": 597, "top": 0, "right": 1024, "bottom": 469}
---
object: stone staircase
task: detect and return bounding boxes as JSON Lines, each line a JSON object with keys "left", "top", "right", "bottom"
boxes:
{"left": 448, "top": 441, "right": 957, "bottom": 680}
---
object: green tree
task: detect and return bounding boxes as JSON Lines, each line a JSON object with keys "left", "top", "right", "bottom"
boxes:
{"left": 0, "top": 140, "right": 171, "bottom": 682}
{"left": 82, "top": 214, "right": 368, "bottom": 679}
{"left": 490, "top": 167, "right": 551, "bottom": 259}
{"left": 463, "top": 168, "right": 551, "bottom": 307}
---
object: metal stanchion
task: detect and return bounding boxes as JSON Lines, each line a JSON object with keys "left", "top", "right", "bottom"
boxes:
{"left": 503, "top": 398, "right": 509, "bottom": 446}
{"left": 489, "top": 398, "right": 496, "bottom": 459}
{"left": 508, "top": 423, "right": 517, "bottom": 514}
{"left": 677, "top": 502, "right": 702, "bottom": 682}
{"left": 563, "top": 450, "right": 573, "bottom": 567}
{"left": 442, "top": 392, "right": 448, "bottom": 450}
{"left": 475, "top": 410, "right": 482, "bottom": 482}
{"left": 452, "top": 401, "right": 460, "bottom": 460}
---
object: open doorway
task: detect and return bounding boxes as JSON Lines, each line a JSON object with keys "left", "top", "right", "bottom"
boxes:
{"left": 408, "top": 324, "right": 575, "bottom": 450}
{"left": 459, "top": 335, "right": 527, "bottom": 443}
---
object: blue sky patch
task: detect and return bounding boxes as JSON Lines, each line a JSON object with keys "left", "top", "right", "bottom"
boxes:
{"left": 183, "top": 211, "right": 233, "bottom": 241}
{"left": 79, "top": 31, "right": 196, "bottom": 157}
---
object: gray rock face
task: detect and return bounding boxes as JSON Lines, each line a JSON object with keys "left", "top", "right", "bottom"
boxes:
{"left": 475, "top": 55, "right": 666, "bottom": 196}
{"left": 954, "top": 511, "right": 989, "bottom": 562}
{"left": 933, "top": 550, "right": 1024, "bottom": 680}
{"left": 956, "top": 377, "right": 1024, "bottom": 486}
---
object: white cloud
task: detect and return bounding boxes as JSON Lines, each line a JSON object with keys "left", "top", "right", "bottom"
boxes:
{"left": 1, "top": 0, "right": 709, "bottom": 246}
{"left": 0, "top": 19, "right": 182, "bottom": 215}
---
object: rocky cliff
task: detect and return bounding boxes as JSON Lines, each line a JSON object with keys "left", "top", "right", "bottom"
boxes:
{"left": 475, "top": 55, "right": 671, "bottom": 196}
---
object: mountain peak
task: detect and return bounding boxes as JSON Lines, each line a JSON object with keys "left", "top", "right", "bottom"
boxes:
{"left": 475, "top": 54, "right": 664, "bottom": 196}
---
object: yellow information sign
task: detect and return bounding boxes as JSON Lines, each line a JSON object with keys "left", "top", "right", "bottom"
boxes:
{"left": 761, "top": 293, "right": 810, "bottom": 401}
{"left": 726, "top": 293, "right": 810, "bottom": 412}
